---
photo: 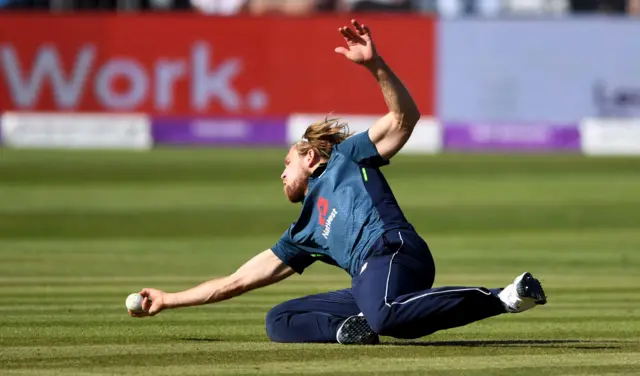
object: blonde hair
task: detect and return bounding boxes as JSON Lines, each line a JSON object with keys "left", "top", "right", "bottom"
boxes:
{"left": 296, "top": 116, "right": 354, "bottom": 159}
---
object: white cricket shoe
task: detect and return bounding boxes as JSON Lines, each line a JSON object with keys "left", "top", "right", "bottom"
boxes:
{"left": 498, "top": 272, "right": 548, "bottom": 313}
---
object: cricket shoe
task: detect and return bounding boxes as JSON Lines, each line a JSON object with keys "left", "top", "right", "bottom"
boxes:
{"left": 498, "top": 272, "right": 547, "bottom": 313}
{"left": 336, "top": 315, "right": 379, "bottom": 345}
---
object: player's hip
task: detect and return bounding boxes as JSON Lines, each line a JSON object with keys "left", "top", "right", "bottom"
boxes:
{"left": 351, "top": 229, "right": 436, "bottom": 299}
{"left": 359, "top": 228, "right": 434, "bottom": 270}
{"left": 380, "top": 228, "right": 430, "bottom": 255}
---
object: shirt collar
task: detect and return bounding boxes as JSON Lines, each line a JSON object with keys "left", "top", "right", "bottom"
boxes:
{"left": 301, "top": 162, "right": 328, "bottom": 203}
{"left": 310, "top": 162, "right": 328, "bottom": 179}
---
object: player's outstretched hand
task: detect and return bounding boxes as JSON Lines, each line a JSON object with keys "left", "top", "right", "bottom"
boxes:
{"left": 334, "top": 19, "right": 379, "bottom": 65}
{"left": 129, "top": 288, "right": 166, "bottom": 318}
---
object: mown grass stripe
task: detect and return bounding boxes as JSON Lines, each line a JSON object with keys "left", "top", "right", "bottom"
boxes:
{"left": 1, "top": 151, "right": 638, "bottom": 375}
{"left": 3, "top": 353, "right": 640, "bottom": 375}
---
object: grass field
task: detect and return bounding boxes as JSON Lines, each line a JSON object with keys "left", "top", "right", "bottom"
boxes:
{"left": 1, "top": 149, "right": 639, "bottom": 375}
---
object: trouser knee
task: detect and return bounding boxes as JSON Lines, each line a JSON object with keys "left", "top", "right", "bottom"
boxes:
{"left": 366, "top": 311, "right": 436, "bottom": 339}
{"left": 265, "top": 303, "right": 290, "bottom": 343}
{"left": 365, "top": 309, "right": 396, "bottom": 336}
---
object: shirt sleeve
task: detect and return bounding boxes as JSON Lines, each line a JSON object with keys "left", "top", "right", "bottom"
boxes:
{"left": 271, "top": 228, "right": 316, "bottom": 274}
{"left": 334, "top": 130, "right": 390, "bottom": 168}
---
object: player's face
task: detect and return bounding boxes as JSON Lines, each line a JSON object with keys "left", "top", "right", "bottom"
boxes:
{"left": 281, "top": 146, "right": 311, "bottom": 203}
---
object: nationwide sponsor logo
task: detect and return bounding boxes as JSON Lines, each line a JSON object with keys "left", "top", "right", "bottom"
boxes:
{"left": 316, "top": 196, "right": 337, "bottom": 239}
{"left": 322, "top": 208, "right": 338, "bottom": 240}
{"left": 317, "top": 197, "right": 329, "bottom": 226}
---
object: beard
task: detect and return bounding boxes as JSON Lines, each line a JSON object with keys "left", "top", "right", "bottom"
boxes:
{"left": 284, "top": 172, "right": 310, "bottom": 203}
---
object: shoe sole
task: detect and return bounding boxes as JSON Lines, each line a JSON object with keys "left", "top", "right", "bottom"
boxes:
{"left": 336, "top": 316, "right": 379, "bottom": 345}
{"left": 516, "top": 272, "right": 548, "bottom": 305}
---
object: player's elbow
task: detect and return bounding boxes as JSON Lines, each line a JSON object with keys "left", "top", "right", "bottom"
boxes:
{"left": 226, "top": 274, "right": 253, "bottom": 297}
{"left": 204, "top": 275, "right": 248, "bottom": 304}
{"left": 392, "top": 109, "right": 420, "bottom": 131}
{"left": 402, "top": 107, "right": 421, "bottom": 128}
{"left": 227, "top": 270, "right": 274, "bottom": 297}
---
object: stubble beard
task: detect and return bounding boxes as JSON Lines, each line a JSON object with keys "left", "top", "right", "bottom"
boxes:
{"left": 284, "top": 172, "right": 310, "bottom": 203}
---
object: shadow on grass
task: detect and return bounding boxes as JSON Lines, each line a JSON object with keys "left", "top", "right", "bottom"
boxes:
{"left": 177, "top": 338, "right": 622, "bottom": 350}
{"left": 180, "top": 337, "right": 223, "bottom": 342}
{"left": 386, "top": 339, "right": 621, "bottom": 349}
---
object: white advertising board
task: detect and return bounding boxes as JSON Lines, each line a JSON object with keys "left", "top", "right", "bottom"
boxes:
{"left": 287, "top": 113, "right": 442, "bottom": 154}
{"left": 1, "top": 112, "right": 152, "bottom": 149}
{"left": 580, "top": 118, "right": 640, "bottom": 156}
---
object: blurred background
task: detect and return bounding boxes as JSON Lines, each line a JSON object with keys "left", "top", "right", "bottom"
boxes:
{"left": 2, "top": 0, "right": 640, "bottom": 151}
{"left": 2, "top": 0, "right": 640, "bottom": 15}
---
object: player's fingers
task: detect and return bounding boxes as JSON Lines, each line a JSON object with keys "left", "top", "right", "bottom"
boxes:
{"left": 344, "top": 27, "right": 358, "bottom": 40}
{"left": 352, "top": 19, "right": 365, "bottom": 35}
{"left": 363, "top": 24, "right": 371, "bottom": 36}
{"left": 141, "top": 296, "right": 152, "bottom": 312}
{"left": 334, "top": 46, "right": 348, "bottom": 55}
{"left": 340, "top": 26, "right": 352, "bottom": 39}
{"left": 129, "top": 309, "right": 148, "bottom": 318}
{"left": 139, "top": 288, "right": 157, "bottom": 301}
{"left": 149, "top": 301, "right": 163, "bottom": 316}
{"left": 339, "top": 27, "right": 349, "bottom": 39}
{"left": 345, "top": 27, "right": 366, "bottom": 44}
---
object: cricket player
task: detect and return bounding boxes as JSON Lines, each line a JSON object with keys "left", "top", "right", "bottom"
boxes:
{"left": 130, "top": 19, "right": 547, "bottom": 345}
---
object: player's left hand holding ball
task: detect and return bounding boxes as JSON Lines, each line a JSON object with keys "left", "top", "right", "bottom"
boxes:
{"left": 126, "top": 288, "right": 166, "bottom": 317}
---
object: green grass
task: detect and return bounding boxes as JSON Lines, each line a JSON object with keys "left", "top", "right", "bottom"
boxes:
{"left": 1, "top": 149, "right": 639, "bottom": 375}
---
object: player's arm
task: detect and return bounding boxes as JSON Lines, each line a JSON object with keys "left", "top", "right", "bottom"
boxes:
{"left": 365, "top": 57, "right": 421, "bottom": 160}
{"left": 132, "top": 249, "right": 295, "bottom": 317}
{"left": 166, "top": 249, "right": 295, "bottom": 307}
{"left": 335, "top": 19, "right": 421, "bottom": 160}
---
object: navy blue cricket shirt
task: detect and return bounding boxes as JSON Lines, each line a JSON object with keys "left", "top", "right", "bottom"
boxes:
{"left": 271, "top": 130, "right": 415, "bottom": 277}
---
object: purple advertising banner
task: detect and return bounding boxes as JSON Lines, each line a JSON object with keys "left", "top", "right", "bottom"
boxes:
{"left": 152, "top": 116, "right": 287, "bottom": 146}
{"left": 443, "top": 122, "right": 581, "bottom": 152}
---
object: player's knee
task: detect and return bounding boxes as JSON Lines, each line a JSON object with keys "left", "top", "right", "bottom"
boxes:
{"left": 265, "top": 304, "right": 289, "bottom": 342}
{"left": 366, "top": 309, "right": 436, "bottom": 339}
{"left": 366, "top": 312, "right": 396, "bottom": 336}
{"left": 368, "top": 316, "right": 423, "bottom": 338}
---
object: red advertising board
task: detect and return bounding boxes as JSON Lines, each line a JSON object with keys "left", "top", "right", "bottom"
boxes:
{"left": 0, "top": 14, "right": 435, "bottom": 116}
